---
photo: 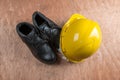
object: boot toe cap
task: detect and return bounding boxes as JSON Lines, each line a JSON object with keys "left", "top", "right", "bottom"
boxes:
{"left": 42, "top": 53, "right": 57, "bottom": 64}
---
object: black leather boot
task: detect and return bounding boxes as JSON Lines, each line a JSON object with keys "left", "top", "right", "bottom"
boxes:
{"left": 16, "top": 22, "right": 57, "bottom": 64}
{"left": 32, "top": 11, "right": 61, "bottom": 49}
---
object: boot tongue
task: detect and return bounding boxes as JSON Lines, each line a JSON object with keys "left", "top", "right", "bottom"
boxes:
{"left": 37, "top": 22, "right": 49, "bottom": 40}
{"left": 38, "top": 22, "right": 48, "bottom": 30}
{"left": 26, "top": 28, "right": 36, "bottom": 40}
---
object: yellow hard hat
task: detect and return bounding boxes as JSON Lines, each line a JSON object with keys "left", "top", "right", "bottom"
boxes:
{"left": 60, "top": 14, "right": 102, "bottom": 63}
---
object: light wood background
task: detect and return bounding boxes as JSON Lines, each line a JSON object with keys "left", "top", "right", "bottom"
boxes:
{"left": 0, "top": 0, "right": 120, "bottom": 80}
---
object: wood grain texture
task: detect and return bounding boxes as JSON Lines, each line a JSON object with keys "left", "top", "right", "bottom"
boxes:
{"left": 0, "top": 0, "right": 120, "bottom": 80}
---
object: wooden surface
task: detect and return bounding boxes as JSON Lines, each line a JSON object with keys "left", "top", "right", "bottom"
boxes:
{"left": 0, "top": 0, "right": 120, "bottom": 80}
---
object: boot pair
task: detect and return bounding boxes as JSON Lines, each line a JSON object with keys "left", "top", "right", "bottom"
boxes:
{"left": 16, "top": 11, "right": 61, "bottom": 64}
